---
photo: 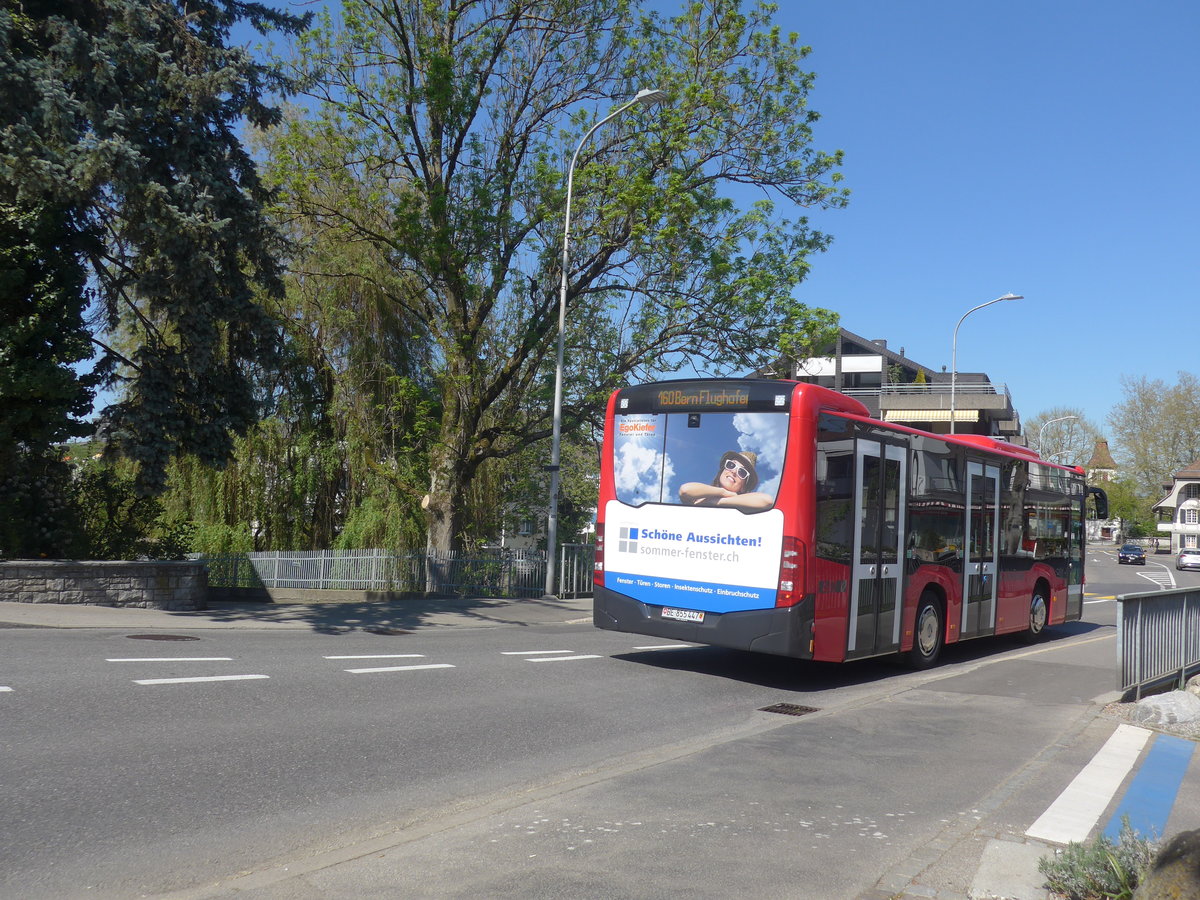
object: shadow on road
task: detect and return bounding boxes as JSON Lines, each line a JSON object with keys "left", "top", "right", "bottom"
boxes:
{"left": 169, "top": 596, "right": 579, "bottom": 634}
{"left": 611, "top": 621, "right": 1116, "bottom": 692}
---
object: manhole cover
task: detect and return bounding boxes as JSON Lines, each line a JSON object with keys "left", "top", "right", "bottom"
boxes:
{"left": 126, "top": 634, "right": 201, "bottom": 641}
{"left": 759, "top": 702, "right": 820, "bottom": 717}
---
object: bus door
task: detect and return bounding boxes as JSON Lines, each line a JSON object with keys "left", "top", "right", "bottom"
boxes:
{"left": 849, "top": 439, "right": 907, "bottom": 657}
{"left": 962, "top": 461, "right": 1000, "bottom": 637}
{"left": 1066, "top": 488, "right": 1085, "bottom": 620}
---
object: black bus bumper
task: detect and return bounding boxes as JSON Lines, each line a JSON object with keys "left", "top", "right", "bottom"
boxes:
{"left": 593, "top": 584, "right": 815, "bottom": 659}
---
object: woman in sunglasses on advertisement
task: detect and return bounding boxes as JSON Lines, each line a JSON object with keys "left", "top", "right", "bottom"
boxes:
{"left": 678, "top": 450, "right": 774, "bottom": 511}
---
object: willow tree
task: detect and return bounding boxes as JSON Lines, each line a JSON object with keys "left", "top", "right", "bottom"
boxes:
{"left": 276, "top": 0, "right": 846, "bottom": 552}
{"left": 162, "top": 149, "right": 441, "bottom": 553}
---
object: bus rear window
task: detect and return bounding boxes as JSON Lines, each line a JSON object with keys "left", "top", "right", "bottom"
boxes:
{"left": 612, "top": 411, "right": 787, "bottom": 513}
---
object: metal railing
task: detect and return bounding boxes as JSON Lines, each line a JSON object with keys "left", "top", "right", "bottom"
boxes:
{"left": 201, "top": 544, "right": 595, "bottom": 600}
{"left": 876, "top": 382, "right": 1011, "bottom": 398}
{"left": 555, "top": 543, "right": 597, "bottom": 598}
{"left": 1116, "top": 586, "right": 1200, "bottom": 698}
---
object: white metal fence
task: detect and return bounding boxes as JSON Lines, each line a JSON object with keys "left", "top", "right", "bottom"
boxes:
{"left": 1116, "top": 585, "right": 1200, "bottom": 698}
{"left": 201, "top": 544, "right": 596, "bottom": 599}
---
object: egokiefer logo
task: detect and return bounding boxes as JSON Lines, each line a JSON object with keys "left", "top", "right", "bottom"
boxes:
{"left": 617, "top": 525, "right": 638, "bottom": 553}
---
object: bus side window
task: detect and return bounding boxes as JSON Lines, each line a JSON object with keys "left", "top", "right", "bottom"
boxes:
{"left": 816, "top": 416, "right": 855, "bottom": 564}
{"left": 909, "top": 444, "right": 964, "bottom": 566}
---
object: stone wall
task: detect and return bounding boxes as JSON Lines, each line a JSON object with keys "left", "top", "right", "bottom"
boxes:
{"left": 0, "top": 560, "right": 208, "bottom": 611}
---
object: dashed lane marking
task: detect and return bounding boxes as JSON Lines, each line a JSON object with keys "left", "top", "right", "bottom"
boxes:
{"left": 0, "top": 686, "right": 12, "bottom": 692}
{"left": 1025, "top": 724, "right": 1151, "bottom": 844}
{"left": 524, "top": 655, "right": 602, "bottom": 662}
{"left": 107, "top": 657, "right": 233, "bottom": 662}
{"left": 134, "top": 674, "right": 270, "bottom": 686}
{"left": 324, "top": 654, "right": 425, "bottom": 660}
{"left": 501, "top": 650, "right": 575, "bottom": 655}
{"left": 344, "top": 664, "right": 455, "bottom": 674}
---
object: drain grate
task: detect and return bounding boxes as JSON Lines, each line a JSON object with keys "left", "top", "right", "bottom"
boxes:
{"left": 759, "top": 702, "right": 820, "bottom": 717}
{"left": 363, "top": 626, "right": 413, "bottom": 636}
{"left": 126, "top": 634, "right": 201, "bottom": 641}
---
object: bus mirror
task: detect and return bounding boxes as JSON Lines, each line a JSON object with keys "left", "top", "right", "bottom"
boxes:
{"left": 1088, "top": 486, "right": 1109, "bottom": 519}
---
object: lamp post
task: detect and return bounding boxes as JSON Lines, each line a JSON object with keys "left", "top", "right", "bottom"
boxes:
{"left": 1035, "top": 415, "right": 1078, "bottom": 458}
{"left": 950, "top": 293, "right": 1023, "bottom": 434}
{"left": 544, "top": 88, "right": 668, "bottom": 597}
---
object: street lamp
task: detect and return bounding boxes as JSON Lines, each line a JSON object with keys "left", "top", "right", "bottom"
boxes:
{"left": 949, "top": 293, "right": 1023, "bottom": 434}
{"left": 1035, "top": 415, "right": 1078, "bottom": 458}
{"left": 544, "top": 88, "right": 668, "bottom": 597}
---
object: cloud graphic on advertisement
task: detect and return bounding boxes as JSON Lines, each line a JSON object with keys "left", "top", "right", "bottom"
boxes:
{"left": 732, "top": 412, "right": 788, "bottom": 497}
{"left": 615, "top": 442, "right": 674, "bottom": 505}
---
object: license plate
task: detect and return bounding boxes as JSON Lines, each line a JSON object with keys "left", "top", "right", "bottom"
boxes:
{"left": 661, "top": 607, "right": 704, "bottom": 623}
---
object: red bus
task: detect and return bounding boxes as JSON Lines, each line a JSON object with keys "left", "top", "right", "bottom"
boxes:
{"left": 593, "top": 378, "right": 1107, "bottom": 667}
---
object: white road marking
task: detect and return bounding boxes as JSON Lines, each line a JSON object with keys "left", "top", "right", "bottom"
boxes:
{"left": 1025, "top": 724, "right": 1151, "bottom": 844}
{"left": 0, "top": 686, "right": 12, "bottom": 692}
{"left": 634, "top": 644, "right": 696, "bottom": 650}
{"left": 324, "top": 654, "right": 425, "bottom": 660}
{"left": 525, "top": 655, "right": 601, "bottom": 662}
{"left": 134, "top": 674, "right": 270, "bottom": 686}
{"left": 345, "top": 664, "right": 455, "bottom": 674}
{"left": 502, "top": 650, "right": 574, "bottom": 655}
{"left": 107, "top": 657, "right": 233, "bottom": 662}
{"left": 1140, "top": 561, "right": 1176, "bottom": 589}
{"left": 1137, "top": 570, "right": 1175, "bottom": 589}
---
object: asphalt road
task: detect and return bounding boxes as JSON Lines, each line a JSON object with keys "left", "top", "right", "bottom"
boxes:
{"left": 2, "top": 547, "right": 1197, "bottom": 899}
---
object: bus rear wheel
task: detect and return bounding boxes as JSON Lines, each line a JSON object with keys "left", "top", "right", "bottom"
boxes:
{"left": 908, "top": 592, "right": 943, "bottom": 669}
{"left": 1021, "top": 589, "right": 1049, "bottom": 643}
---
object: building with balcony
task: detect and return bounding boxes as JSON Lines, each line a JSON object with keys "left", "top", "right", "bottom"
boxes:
{"left": 1153, "top": 458, "right": 1200, "bottom": 553}
{"left": 783, "top": 327, "right": 1021, "bottom": 438}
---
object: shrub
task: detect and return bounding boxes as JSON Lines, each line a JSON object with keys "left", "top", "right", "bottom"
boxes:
{"left": 72, "top": 467, "right": 192, "bottom": 560}
{"left": 1039, "top": 819, "right": 1158, "bottom": 900}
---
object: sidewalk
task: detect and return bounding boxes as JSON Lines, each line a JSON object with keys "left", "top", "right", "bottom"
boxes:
{"left": 0, "top": 594, "right": 594, "bottom": 632}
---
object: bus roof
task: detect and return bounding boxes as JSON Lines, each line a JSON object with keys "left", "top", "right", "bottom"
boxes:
{"left": 611, "top": 380, "right": 1079, "bottom": 473}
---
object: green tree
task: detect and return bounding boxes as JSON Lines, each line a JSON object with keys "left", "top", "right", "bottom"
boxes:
{"left": 1108, "top": 373, "right": 1200, "bottom": 495}
{"left": 0, "top": 200, "right": 95, "bottom": 557}
{"left": 1102, "top": 478, "right": 1156, "bottom": 538}
{"left": 0, "top": 0, "right": 308, "bottom": 509}
{"left": 276, "top": 0, "right": 846, "bottom": 552}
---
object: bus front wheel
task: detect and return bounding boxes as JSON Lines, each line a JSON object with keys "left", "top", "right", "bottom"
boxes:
{"left": 908, "top": 593, "right": 943, "bottom": 669}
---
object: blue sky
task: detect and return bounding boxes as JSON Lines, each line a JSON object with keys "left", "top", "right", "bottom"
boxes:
{"left": 754, "top": 0, "right": 1199, "bottom": 435}
{"left": 244, "top": 0, "right": 1195, "bottom": 438}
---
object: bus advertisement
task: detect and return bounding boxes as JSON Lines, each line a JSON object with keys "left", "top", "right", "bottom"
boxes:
{"left": 593, "top": 379, "right": 1108, "bottom": 668}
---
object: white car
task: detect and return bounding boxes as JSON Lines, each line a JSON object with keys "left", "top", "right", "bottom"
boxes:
{"left": 1177, "top": 549, "right": 1200, "bottom": 571}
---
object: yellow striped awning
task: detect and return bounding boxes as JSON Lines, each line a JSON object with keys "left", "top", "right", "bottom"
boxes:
{"left": 884, "top": 409, "right": 979, "bottom": 423}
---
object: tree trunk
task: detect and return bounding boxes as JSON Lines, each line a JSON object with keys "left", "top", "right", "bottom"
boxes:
{"left": 424, "top": 408, "right": 473, "bottom": 592}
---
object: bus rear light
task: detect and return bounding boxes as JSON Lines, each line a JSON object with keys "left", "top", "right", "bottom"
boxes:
{"left": 776, "top": 537, "right": 805, "bottom": 608}
{"left": 593, "top": 529, "right": 605, "bottom": 586}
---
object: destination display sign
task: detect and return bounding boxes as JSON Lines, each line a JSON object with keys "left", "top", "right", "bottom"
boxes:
{"left": 616, "top": 380, "right": 793, "bottom": 414}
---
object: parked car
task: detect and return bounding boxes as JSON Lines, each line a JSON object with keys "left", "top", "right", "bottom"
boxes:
{"left": 1177, "top": 548, "right": 1200, "bottom": 571}
{"left": 1117, "top": 543, "right": 1146, "bottom": 565}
